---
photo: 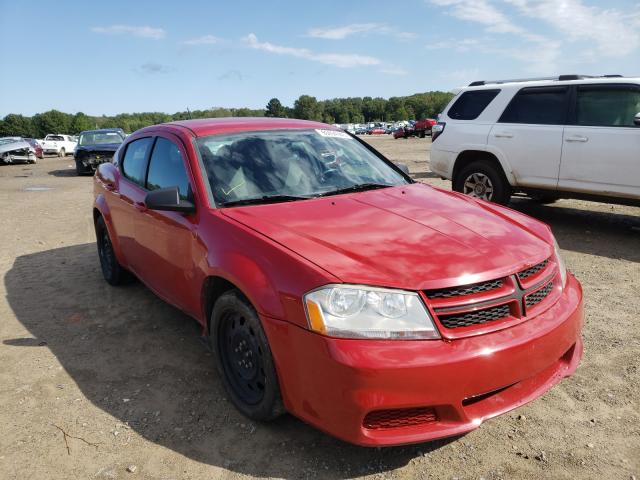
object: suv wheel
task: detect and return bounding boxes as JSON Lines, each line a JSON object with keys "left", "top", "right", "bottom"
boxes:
{"left": 454, "top": 160, "right": 511, "bottom": 205}
{"left": 211, "top": 291, "right": 284, "bottom": 421}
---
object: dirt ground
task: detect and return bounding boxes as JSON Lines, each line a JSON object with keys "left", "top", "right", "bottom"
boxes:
{"left": 0, "top": 135, "right": 638, "bottom": 480}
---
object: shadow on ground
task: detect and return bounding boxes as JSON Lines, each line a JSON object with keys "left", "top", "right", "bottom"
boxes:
{"left": 48, "top": 168, "right": 79, "bottom": 177}
{"left": 4, "top": 244, "right": 452, "bottom": 478}
{"left": 510, "top": 199, "right": 640, "bottom": 263}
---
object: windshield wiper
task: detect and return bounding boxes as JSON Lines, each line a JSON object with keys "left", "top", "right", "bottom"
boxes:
{"left": 220, "top": 194, "right": 311, "bottom": 207}
{"left": 316, "top": 183, "right": 392, "bottom": 197}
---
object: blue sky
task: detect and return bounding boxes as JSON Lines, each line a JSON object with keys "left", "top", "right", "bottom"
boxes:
{"left": 1, "top": 0, "right": 639, "bottom": 116}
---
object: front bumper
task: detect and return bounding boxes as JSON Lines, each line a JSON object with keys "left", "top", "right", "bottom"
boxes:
{"left": 262, "top": 273, "right": 583, "bottom": 446}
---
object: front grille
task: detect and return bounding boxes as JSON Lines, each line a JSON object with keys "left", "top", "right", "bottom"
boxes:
{"left": 518, "top": 259, "right": 549, "bottom": 281}
{"left": 363, "top": 407, "right": 437, "bottom": 430}
{"left": 425, "top": 278, "right": 503, "bottom": 299}
{"left": 439, "top": 303, "right": 511, "bottom": 329}
{"left": 525, "top": 281, "right": 553, "bottom": 308}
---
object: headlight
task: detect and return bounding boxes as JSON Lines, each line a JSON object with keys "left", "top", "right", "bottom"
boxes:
{"left": 553, "top": 237, "right": 567, "bottom": 288}
{"left": 304, "top": 285, "right": 440, "bottom": 340}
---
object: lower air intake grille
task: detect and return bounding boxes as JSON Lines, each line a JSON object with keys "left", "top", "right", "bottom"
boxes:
{"left": 439, "top": 303, "right": 511, "bottom": 329}
{"left": 425, "top": 278, "right": 503, "bottom": 299}
{"left": 363, "top": 407, "right": 437, "bottom": 430}
{"left": 525, "top": 282, "right": 553, "bottom": 308}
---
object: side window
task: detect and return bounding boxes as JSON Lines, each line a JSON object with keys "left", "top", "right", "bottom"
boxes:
{"left": 146, "top": 137, "right": 192, "bottom": 201}
{"left": 448, "top": 89, "right": 500, "bottom": 120}
{"left": 121, "top": 137, "right": 154, "bottom": 186}
{"left": 499, "top": 87, "right": 568, "bottom": 125}
{"left": 576, "top": 85, "right": 640, "bottom": 127}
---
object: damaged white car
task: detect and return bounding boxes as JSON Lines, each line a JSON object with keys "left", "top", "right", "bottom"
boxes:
{"left": 0, "top": 137, "right": 37, "bottom": 164}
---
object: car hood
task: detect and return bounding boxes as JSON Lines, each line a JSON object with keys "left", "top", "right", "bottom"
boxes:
{"left": 0, "top": 139, "right": 31, "bottom": 154}
{"left": 75, "top": 143, "right": 121, "bottom": 153}
{"left": 222, "top": 183, "right": 553, "bottom": 290}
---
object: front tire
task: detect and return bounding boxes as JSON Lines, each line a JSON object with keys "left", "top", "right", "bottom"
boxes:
{"left": 453, "top": 160, "right": 511, "bottom": 205}
{"left": 211, "top": 291, "right": 284, "bottom": 421}
{"left": 95, "top": 216, "right": 130, "bottom": 285}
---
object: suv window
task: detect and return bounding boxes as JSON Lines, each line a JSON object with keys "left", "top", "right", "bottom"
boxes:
{"left": 121, "top": 137, "right": 154, "bottom": 186}
{"left": 448, "top": 89, "right": 500, "bottom": 120}
{"left": 499, "top": 86, "right": 568, "bottom": 125}
{"left": 576, "top": 85, "right": 640, "bottom": 127}
{"left": 146, "top": 137, "right": 192, "bottom": 200}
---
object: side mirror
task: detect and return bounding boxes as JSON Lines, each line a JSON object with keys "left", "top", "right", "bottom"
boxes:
{"left": 634, "top": 113, "right": 640, "bottom": 126}
{"left": 396, "top": 163, "right": 410, "bottom": 175}
{"left": 145, "top": 187, "right": 195, "bottom": 214}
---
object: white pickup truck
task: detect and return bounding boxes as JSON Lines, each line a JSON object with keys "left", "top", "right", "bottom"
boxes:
{"left": 40, "top": 134, "right": 77, "bottom": 157}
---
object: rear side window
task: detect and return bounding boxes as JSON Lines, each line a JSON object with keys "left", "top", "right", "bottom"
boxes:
{"left": 576, "top": 85, "right": 640, "bottom": 127}
{"left": 448, "top": 89, "right": 500, "bottom": 120}
{"left": 146, "top": 137, "right": 192, "bottom": 201}
{"left": 499, "top": 86, "right": 568, "bottom": 125}
{"left": 121, "top": 137, "right": 153, "bottom": 186}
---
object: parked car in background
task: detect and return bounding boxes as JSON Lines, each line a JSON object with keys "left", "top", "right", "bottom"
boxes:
{"left": 355, "top": 126, "right": 368, "bottom": 135}
{"left": 367, "top": 126, "right": 386, "bottom": 135}
{"left": 393, "top": 126, "right": 412, "bottom": 139}
{"left": 24, "top": 138, "right": 43, "bottom": 159}
{"left": 40, "top": 134, "right": 77, "bottom": 157}
{"left": 413, "top": 118, "right": 437, "bottom": 138}
{"left": 0, "top": 137, "right": 37, "bottom": 164}
{"left": 431, "top": 75, "right": 640, "bottom": 206}
{"left": 93, "top": 117, "right": 583, "bottom": 446}
{"left": 74, "top": 128, "right": 126, "bottom": 175}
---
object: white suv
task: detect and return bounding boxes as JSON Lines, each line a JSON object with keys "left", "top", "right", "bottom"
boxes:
{"left": 430, "top": 75, "right": 640, "bottom": 206}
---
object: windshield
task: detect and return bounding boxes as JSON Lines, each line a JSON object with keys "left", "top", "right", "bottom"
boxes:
{"left": 79, "top": 132, "right": 124, "bottom": 146}
{"left": 196, "top": 129, "right": 409, "bottom": 206}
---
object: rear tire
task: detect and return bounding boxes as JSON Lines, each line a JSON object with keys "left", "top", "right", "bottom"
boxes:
{"left": 95, "top": 216, "right": 131, "bottom": 285}
{"left": 59, "top": 148, "right": 66, "bottom": 157}
{"left": 453, "top": 159, "right": 511, "bottom": 205}
{"left": 211, "top": 291, "right": 284, "bottom": 422}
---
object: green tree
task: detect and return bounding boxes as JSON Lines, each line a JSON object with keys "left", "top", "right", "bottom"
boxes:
{"left": 32, "top": 110, "right": 71, "bottom": 137}
{"left": 265, "top": 98, "right": 286, "bottom": 117}
{"left": 70, "top": 112, "right": 94, "bottom": 133}
{"left": 0, "top": 114, "right": 35, "bottom": 137}
{"left": 293, "top": 95, "right": 323, "bottom": 121}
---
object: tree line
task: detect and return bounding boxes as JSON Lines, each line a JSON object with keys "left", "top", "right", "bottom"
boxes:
{"left": 0, "top": 91, "right": 454, "bottom": 137}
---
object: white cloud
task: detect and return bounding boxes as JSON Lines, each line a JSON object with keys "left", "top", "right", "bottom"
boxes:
{"left": 181, "top": 34, "right": 221, "bottom": 46}
{"left": 243, "top": 33, "right": 381, "bottom": 68}
{"left": 307, "top": 23, "right": 381, "bottom": 39}
{"left": 427, "top": 37, "right": 482, "bottom": 52}
{"left": 91, "top": 25, "right": 165, "bottom": 40}
{"left": 135, "top": 63, "right": 173, "bottom": 74}
{"left": 379, "top": 67, "right": 409, "bottom": 76}
{"left": 431, "top": 0, "right": 521, "bottom": 34}
{"left": 307, "top": 23, "right": 417, "bottom": 41}
{"left": 505, "top": 0, "right": 640, "bottom": 56}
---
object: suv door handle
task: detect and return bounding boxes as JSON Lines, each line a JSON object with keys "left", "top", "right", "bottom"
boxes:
{"left": 493, "top": 132, "right": 513, "bottom": 138}
{"left": 565, "top": 135, "right": 588, "bottom": 142}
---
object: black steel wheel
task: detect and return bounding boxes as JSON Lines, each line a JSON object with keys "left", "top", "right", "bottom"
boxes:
{"left": 95, "top": 216, "right": 131, "bottom": 285}
{"left": 211, "top": 291, "right": 284, "bottom": 421}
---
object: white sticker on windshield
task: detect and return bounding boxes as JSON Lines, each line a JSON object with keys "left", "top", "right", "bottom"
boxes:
{"left": 315, "top": 129, "right": 350, "bottom": 139}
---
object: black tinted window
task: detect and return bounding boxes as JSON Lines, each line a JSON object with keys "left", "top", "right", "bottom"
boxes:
{"left": 448, "top": 90, "right": 500, "bottom": 120}
{"left": 146, "top": 137, "right": 191, "bottom": 201}
{"left": 121, "top": 137, "right": 153, "bottom": 186}
{"left": 576, "top": 85, "right": 640, "bottom": 127}
{"left": 499, "top": 87, "right": 568, "bottom": 125}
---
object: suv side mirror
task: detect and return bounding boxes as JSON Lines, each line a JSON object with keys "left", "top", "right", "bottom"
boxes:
{"left": 634, "top": 113, "right": 640, "bottom": 126}
{"left": 145, "top": 187, "right": 195, "bottom": 214}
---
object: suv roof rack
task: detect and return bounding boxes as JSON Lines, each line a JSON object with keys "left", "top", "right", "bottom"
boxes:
{"left": 468, "top": 74, "right": 624, "bottom": 87}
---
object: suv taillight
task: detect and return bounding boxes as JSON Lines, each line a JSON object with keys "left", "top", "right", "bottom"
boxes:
{"left": 431, "top": 122, "right": 445, "bottom": 141}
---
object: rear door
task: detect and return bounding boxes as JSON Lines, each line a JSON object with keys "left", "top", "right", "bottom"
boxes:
{"left": 108, "top": 136, "right": 154, "bottom": 268}
{"left": 559, "top": 84, "right": 640, "bottom": 199}
{"left": 489, "top": 86, "right": 569, "bottom": 189}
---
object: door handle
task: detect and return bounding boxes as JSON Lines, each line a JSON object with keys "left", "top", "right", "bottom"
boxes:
{"left": 565, "top": 135, "right": 588, "bottom": 142}
{"left": 494, "top": 132, "right": 513, "bottom": 138}
{"left": 134, "top": 201, "right": 147, "bottom": 212}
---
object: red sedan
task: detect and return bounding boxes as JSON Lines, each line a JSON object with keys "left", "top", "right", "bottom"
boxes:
{"left": 93, "top": 118, "right": 583, "bottom": 446}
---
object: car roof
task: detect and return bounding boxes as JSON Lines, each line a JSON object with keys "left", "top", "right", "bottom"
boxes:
{"left": 460, "top": 76, "right": 640, "bottom": 92}
{"left": 137, "top": 117, "right": 337, "bottom": 138}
